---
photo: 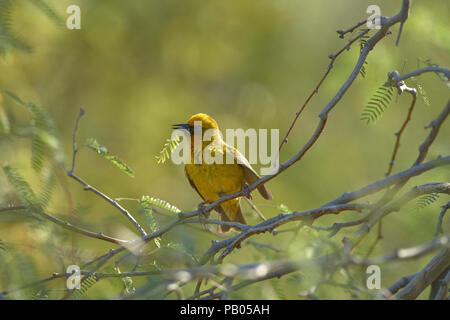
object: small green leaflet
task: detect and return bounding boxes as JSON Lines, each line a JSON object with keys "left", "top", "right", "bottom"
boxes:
{"left": 360, "top": 84, "right": 394, "bottom": 124}
{"left": 155, "top": 136, "right": 181, "bottom": 164}
{"left": 418, "top": 58, "right": 450, "bottom": 88}
{"left": 85, "top": 138, "right": 134, "bottom": 177}
{"left": 2, "top": 163, "right": 41, "bottom": 210}
{"left": 114, "top": 266, "right": 135, "bottom": 295}
{"left": 140, "top": 195, "right": 181, "bottom": 214}
{"left": 411, "top": 76, "right": 430, "bottom": 106}
{"left": 278, "top": 204, "right": 291, "bottom": 214}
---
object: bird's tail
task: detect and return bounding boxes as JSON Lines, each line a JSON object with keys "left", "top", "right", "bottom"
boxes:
{"left": 217, "top": 199, "right": 246, "bottom": 233}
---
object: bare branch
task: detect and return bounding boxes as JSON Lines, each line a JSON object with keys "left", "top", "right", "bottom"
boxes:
{"left": 354, "top": 183, "right": 450, "bottom": 243}
{"left": 199, "top": 203, "right": 368, "bottom": 264}
{"left": 325, "top": 156, "right": 450, "bottom": 206}
{"left": 66, "top": 108, "right": 147, "bottom": 237}
{"left": 336, "top": 19, "right": 368, "bottom": 38}
{"left": 278, "top": 28, "right": 370, "bottom": 152}
{"left": 381, "top": 272, "right": 418, "bottom": 298}
{"left": 416, "top": 100, "right": 450, "bottom": 165}
{"left": 385, "top": 71, "right": 418, "bottom": 176}
{"left": 0, "top": 205, "right": 27, "bottom": 213}
{"left": 395, "top": 249, "right": 450, "bottom": 299}
{"left": 34, "top": 209, "right": 127, "bottom": 245}
{"left": 431, "top": 269, "right": 450, "bottom": 300}
{"left": 1, "top": 205, "right": 127, "bottom": 245}
{"left": 395, "top": 0, "right": 411, "bottom": 46}
{"left": 434, "top": 202, "right": 450, "bottom": 240}
{"left": 390, "top": 66, "right": 450, "bottom": 83}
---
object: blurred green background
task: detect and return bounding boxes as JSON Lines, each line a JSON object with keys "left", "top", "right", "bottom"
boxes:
{"left": 0, "top": 0, "right": 449, "bottom": 299}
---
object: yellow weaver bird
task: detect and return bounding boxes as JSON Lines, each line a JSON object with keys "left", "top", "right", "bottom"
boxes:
{"left": 172, "top": 113, "right": 272, "bottom": 233}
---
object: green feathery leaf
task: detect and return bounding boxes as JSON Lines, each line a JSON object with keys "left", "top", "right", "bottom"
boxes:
{"left": 140, "top": 195, "right": 180, "bottom": 214}
{"left": 358, "top": 29, "right": 370, "bottom": 79}
{"left": 0, "top": 0, "right": 62, "bottom": 57}
{"left": 27, "top": 0, "right": 63, "bottom": 26}
{"left": 73, "top": 276, "right": 98, "bottom": 299}
{"left": 155, "top": 136, "right": 181, "bottom": 164}
{"left": 0, "top": 0, "right": 33, "bottom": 56}
{"left": 139, "top": 203, "right": 161, "bottom": 248}
{"left": 2, "top": 163, "right": 40, "bottom": 210}
{"left": 2, "top": 91, "right": 64, "bottom": 169}
{"left": 418, "top": 58, "right": 450, "bottom": 88}
{"left": 278, "top": 204, "right": 291, "bottom": 214}
{"left": 85, "top": 138, "right": 134, "bottom": 177}
{"left": 114, "top": 266, "right": 135, "bottom": 295}
{"left": 165, "top": 241, "right": 195, "bottom": 262}
{"left": 38, "top": 166, "right": 56, "bottom": 209}
{"left": 0, "top": 104, "right": 10, "bottom": 135}
{"left": 410, "top": 76, "right": 430, "bottom": 106}
{"left": 361, "top": 84, "right": 394, "bottom": 124}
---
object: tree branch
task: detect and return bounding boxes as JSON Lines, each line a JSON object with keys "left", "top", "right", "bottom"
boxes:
{"left": 66, "top": 108, "right": 147, "bottom": 237}
{"left": 385, "top": 71, "right": 418, "bottom": 176}
{"left": 395, "top": 249, "right": 450, "bottom": 299}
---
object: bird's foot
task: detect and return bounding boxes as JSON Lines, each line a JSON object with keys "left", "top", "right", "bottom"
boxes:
{"left": 197, "top": 202, "right": 210, "bottom": 220}
{"left": 242, "top": 183, "right": 252, "bottom": 200}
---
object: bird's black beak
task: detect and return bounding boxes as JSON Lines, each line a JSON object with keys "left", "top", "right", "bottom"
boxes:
{"left": 172, "top": 123, "right": 191, "bottom": 130}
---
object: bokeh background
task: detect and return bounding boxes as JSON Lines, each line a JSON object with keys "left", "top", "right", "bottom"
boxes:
{"left": 0, "top": 0, "right": 449, "bottom": 299}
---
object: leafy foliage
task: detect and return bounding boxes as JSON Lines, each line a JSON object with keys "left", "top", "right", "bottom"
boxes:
{"left": 0, "top": 104, "right": 11, "bottom": 134}
{"left": 410, "top": 76, "right": 430, "bottom": 106}
{"left": 358, "top": 29, "right": 370, "bottom": 79}
{"left": 2, "top": 90, "right": 64, "bottom": 170}
{"left": 140, "top": 204, "right": 162, "bottom": 248}
{"left": 0, "top": 0, "right": 32, "bottom": 57}
{"left": 85, "top": 138, "right": 135, "bottom": 177}
{"left": 165, "top": 240, "right": 195, "bottom": 262}
{"left": 2, "top": 164, "right": 40, "bottom": 210}
{"left": 278, "top": 204, "right": 291, "bottom": 214}
{"left": 418, "top": 58, "right": 450, "bottom": 88}
{"left": 155, "top": 136, "right": 181, "bottom": 164}
{"left": 114, "top": 266, "right": 135, "bottom": 295}
{"left": 140, "top": 195, "right": 180, "bottom": 214}
{"left": 27, "top": 0, "right": 63, "bottom": 26}
{"left": 73, "top": 276, "right": 98, "bottom": 300}
{"left": 37, "top": 167, "right": 56, "bottom": 209}
{"left": 0, "top": 0, "right": 62, "bottom": 57}
{"left": 360, "top": 84, "right": 395, "bottom": 124}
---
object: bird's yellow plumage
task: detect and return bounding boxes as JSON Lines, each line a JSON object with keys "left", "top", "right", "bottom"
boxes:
{"left": 173, "top": 113, "right": 272, "bottom": 232}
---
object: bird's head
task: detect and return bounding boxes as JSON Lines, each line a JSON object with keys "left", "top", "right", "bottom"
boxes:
{"left": 172, "top": 113, "right": 219, "bottom": 132}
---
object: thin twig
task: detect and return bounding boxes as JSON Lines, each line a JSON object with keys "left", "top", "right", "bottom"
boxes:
{"left": 385, "top": 72, "right": 418, "bottom": 176}
{"left": 242, "top": 198, "right": 266, "bottom": 221}
{"left": 278, "top": 28, "right": 370, "bottom": 152}
{"left": 66, "top": 108, "right": 147, "bottom": 237}
{"left": 395, "top": 249, "right": 450, "bottom": 299}
{"left": 434, "top": 202, "right": 450, "bottom": 240}
{"left": 0, "top": 205, "right": 27, "bottom": 213}
{"left": 336, "top": 19, "right": 368, "bottom": 38}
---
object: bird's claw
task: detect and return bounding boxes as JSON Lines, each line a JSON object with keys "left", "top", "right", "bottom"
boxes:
{"left": 242, "top": 183, "right": 252, "bottom": 200}
{"left": 197, "top": 202, "right": 210, "bottom": 220}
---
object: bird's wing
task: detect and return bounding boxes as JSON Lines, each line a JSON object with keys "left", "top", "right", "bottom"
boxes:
{"left": 184, "top": 166, "right": 229, "bottom": 217}
{"left": 226, "top": 144, "right": 273, "bottom": 200}
{"left": 184, "top": 166, "right": 205, "bottom": 201}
